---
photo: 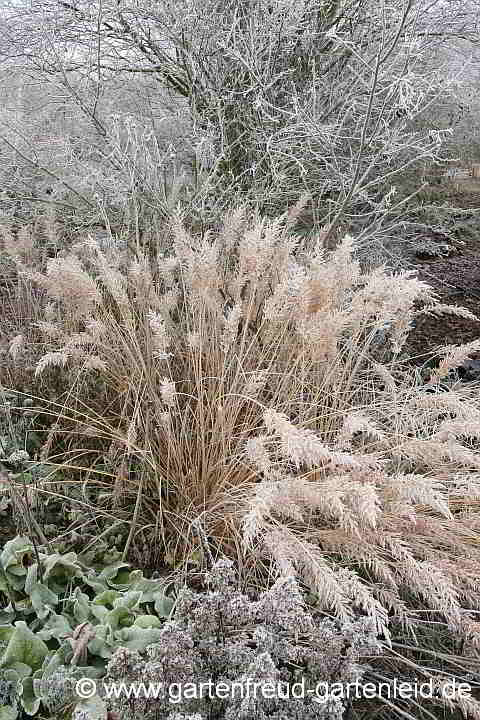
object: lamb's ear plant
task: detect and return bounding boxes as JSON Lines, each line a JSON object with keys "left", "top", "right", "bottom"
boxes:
{"left": 0, "top": 535, "right": 175, "bottom": 719}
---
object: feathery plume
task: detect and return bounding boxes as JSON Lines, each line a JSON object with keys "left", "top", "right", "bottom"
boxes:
{"left": 8, "top": 334, "right": 24, "bottom": 360}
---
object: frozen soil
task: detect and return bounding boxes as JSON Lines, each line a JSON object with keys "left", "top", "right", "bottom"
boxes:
{"left": 392, "top": 180, "right": 480, "bottom": 367}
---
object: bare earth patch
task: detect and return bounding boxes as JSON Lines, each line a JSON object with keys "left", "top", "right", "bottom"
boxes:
{"left": 405, "top": 181, "right": 480, "bottom": 364}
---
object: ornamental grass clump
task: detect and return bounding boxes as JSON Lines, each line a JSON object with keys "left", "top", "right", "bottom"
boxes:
{"left": 4, "top": 205, "right": 480, "bottom": 717}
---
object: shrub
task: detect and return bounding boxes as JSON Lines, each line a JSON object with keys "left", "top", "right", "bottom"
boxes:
{"left": 1, "top": 0, "right": 457, "bottom": 234}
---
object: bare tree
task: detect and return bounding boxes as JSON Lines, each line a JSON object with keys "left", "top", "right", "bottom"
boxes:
{"left": 0, "top": 0, "right": 479, "bottom": 241}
